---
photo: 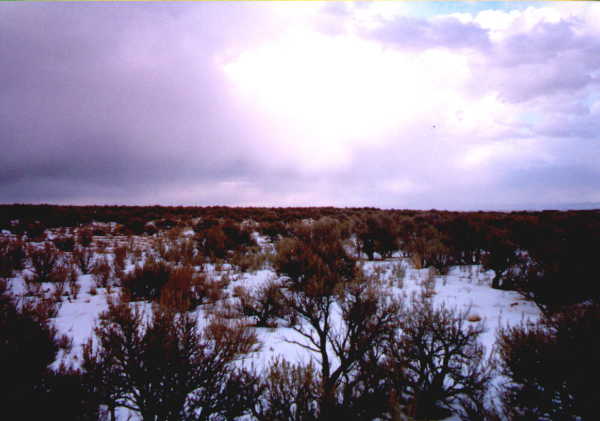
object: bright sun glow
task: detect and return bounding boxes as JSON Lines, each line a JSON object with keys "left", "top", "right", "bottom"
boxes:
{"left": 223, "top": 28, "right": 471, "bottom": 170}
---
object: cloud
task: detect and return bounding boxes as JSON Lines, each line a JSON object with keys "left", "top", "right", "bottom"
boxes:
{"left": 370, "top": 15, "right": 491, "bottom": 51}
{"left": 365, "top": 5, "right": 600, "bottom": 103}
{"left": 1, "top": 2, "right": 599, "bottom": 210}
{"left": 0, "top": 3, "right": 275, "bottom": 204}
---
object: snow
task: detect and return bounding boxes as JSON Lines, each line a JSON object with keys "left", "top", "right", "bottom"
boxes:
{"left": 52, "top": 279, "right": 113, "bottom": 366}
{"left": 6, "top": 233, "right": 542, "bottom": 421}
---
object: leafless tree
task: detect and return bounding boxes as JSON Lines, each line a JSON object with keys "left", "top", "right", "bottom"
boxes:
{"left": 83, "top": 298, "right": 260, "bottom": 421}
{"left": 385, "top": 292, "right": 493, "bottom": 420}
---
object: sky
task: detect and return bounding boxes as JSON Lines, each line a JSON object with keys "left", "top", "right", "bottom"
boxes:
{"left": 1, "top": 1, "right": 600, "bottom": 210}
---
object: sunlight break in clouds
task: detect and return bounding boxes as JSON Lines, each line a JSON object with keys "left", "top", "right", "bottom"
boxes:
{"left": 223, "top": 26, "right": 472, "bottom": 171}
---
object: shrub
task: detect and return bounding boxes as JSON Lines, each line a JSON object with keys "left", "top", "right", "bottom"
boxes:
{"left": 91, "top": 257, "right": 113, "bottom": 289}
{"left": 391, "top": 262, "right": 406, "bottom": 288}
{"left": 24, "top": 221, "right": 47, "bottom": 241}
{"left": 53, "top": 235, "right": 75, "bottom": 252}
{"left": 255, "top": 358, "right": 320, "bottom": 421}
{"left": 481, "top": 228, "right": 520, "bottom": 290}
{"left": 385, "top": 293, "right": 493, "bottom": 420}
{"left": 52, "top": 277, "right": 68, "bottom": 301}
{"left": 121, "top": 259, "right": 172, "bottom": 302}
{"left": 406, "top": 225, "right": 453, "bottom": 273}
{"left": 421, "top": 268, "right": 437, "bottom": 298}
{"left": 221, "top": 220, "right": 256, "bottom": 250}
{"left": 159, "top": 265, "right": 222, "bottom": 311}
{"left": 72, "top": 246, "right": 94, "bottom": 275}
{"left": 195, "top": 220, "right": 256, "bottom": 260}
{"left": 354, "top": 213, "right": 399, "bottom": 260}
{"left": 124, "top": 261, "right": 223, "bottom": 308}
{"left": 193, "top": 217, "right": 220, "bottom": 233}
{"left": 95, "top": 239, "right": 109, "bottom": 254}
{"left": 497, "top": 303, "right": 600, "bottom": 421}
{"left": 159, "top": 265, "right": 194, "bottom": 311}
{"left": 410, "top": 252, "right": 423, "bottom": 269}
{"left": 0, "top": 238, "right": 26, "bottom": 277}
{"left": 259, "top": 220, "right": 289, "bottom": 243}
{"left": 511, "top": 244, "right": 600, "bottom": 314}
{"left": 257, "top": 341, "right": 397, "bottom": 421}
{"left": 23, "top": 274, "right": 42, "bottom": 296}
{"left": 198, "top": 225, "right": 227, "bottom": 259}
{"left": 282, "top": 271, "right": 402, "bottom": 420}
{"left": 161, "top": 238, "right": 196, "bottom": 266}
{"left": 50, "top": 260, "right": 77, "bottom": 283}
{"left": 230, "top": 248, "right": 268, "bottom": 273}
{"left": 77, "top": 228, "right": 94, "bottom": 247}
{"left": 69, "top": 275, "right": 81, "bottom": 300}
{"left": 0, "top": 280, "right": 77, "bottom": 419}
{"left": 113, "top": 245, "right": 128, "bottom": 273}
{"left": 24, "top": 294, "right": 62, "bottom": 319}
{"left": 83, "top": 299, "right": 260, "bottom": 421}
{"left": 274, "top": 219, "right": 399, "bottom": 419}
{"left": 422, "top": 237, "right": 452, "bottom": 275}
{"left": 27, "top": 242, "right": 63, "bottom": 283}
{"left": 44, "top": 366, "right": 100, "bottom": 421}
{"left": 273, "top": 219, "right": 357, "bottom": 296}
{"left": 195, "top": 274, "right": 227, "bottom": 305}
{"left": 48, "top": 263, "right": 78, "bottom": 301}
{"left": 234, "top": 280, "right": 287, "bottom": 327}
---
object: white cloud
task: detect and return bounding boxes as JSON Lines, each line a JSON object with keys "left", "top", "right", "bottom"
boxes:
{"left": 223, "top": 28, "right": 475, "bottom": 172}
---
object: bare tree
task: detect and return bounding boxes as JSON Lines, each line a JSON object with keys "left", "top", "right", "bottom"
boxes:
{"left": 385, "top": 293, "right": 493, "bottom": 420}
{"left": 272, "top": 218, "right": 405, "bottom": 419}
{"left": 83, "top": 298, "right": 260, "bottom": 421}
{"left": 281, "top": 274, "right": 401, "bottom": 418}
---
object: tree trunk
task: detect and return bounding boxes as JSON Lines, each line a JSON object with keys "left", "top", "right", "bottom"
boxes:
{"left": 491, "top": 273, "right": 501, "bottom": 289}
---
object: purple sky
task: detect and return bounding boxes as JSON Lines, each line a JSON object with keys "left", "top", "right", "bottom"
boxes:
{"left": 1, "top": 2, "right": 599, "bottom": 210}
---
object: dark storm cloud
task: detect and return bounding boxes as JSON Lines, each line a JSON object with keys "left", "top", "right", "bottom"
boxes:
{"left": 0, "top": 3, "right": 272, "bottom": 204}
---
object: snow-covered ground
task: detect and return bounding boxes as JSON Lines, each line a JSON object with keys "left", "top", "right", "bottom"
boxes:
{"left": 4, "top": 235, "right": 541, "bottom": 421}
